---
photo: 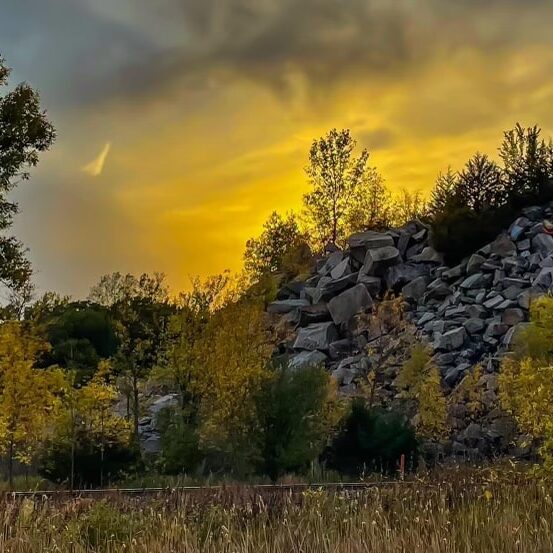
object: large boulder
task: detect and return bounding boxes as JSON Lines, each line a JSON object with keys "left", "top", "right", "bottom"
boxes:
{"left": 348, "top": 231, "right": 394, "bottom": 250}
{"left": 410, "top": 246, "right": 443, "bottom": 264}
{"left": 490, "top": 235, "right": 516, "bottom": 257}
{"left": 466, "top": 254, "right": 486, "bottom": 275}
{"left": 436, "top": 327, "right": 466, "bottom": 352}
{"left": 357, "top": 274, "right": 382, "bottom": 296}
{"left": 460, "top": 273, "right": 489, "bottom": 290}
{"left": 532, "top": 233, "right": 553, "bottom": 257}
{"left": 330, "top": 257, "right": 351, "bottom": 280}
{"left": 384, "top": 263, "right": 429, "bottom": 289}
{"left": 297, "top": 303, "right": 331, "bottom": 327}
{"left": 317, "top": 251, "right": 344, "bottom": 276}
{"left": 502, "top": 308, "right": 526, "bottom": 326}
{"left": 328, "top": 284, "right": 373, "bottom": 325}
{"left": 464, "top": 318, "right": 486, "bottom": 334}
{"left": 288, "top": 350, "right": 328, "bottom": 371}
{"left": 361, "top": 246, "right": 401, "bottom": 277}
{"left": 402, "top": 276, "right": 429, "bottom": 301}
{"left": 532, "top": 266, "right": 553, "bottom": 290}
{"left": 277, "top": 281, "right": 305, "bottom": 300}
{"left": 293, "top": 322, "right": 339, "bottom": 351}
{"left": 311, "top": 272, "right": 358, "bottom": 303}
{"left": 509, "top": 217, "right": 531, "bottom": 241}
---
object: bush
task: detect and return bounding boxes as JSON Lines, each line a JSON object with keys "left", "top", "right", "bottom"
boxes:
{"left": 431, "top": 200, "right": 518, "bottom": 265}
{"left": 157, "top": 407, "right": 202, "bottom": 475}
{"left": 325, "top": 399, "right": 417, "bottom": 476}
{"left": 39, "top": 432, "right": 139, "bottom": 487}
{"left": 258, "top": 364, "right": 339, "bottom": 481}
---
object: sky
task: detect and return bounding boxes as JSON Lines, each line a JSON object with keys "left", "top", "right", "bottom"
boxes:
{"left": 2, "top": 0, "right": 553, "bottom": 298}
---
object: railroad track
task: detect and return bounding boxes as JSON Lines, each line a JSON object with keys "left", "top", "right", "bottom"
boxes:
{"left": 6, "top": 480, "right": 421, "bottom": 499}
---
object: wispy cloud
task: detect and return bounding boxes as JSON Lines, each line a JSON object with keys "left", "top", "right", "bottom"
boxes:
{"left": 82, "top": 142, "right": 111, "bottom": 176}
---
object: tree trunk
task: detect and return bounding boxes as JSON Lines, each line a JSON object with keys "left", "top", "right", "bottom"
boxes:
{"left": 8, "top": 439, "right": 14, "bottom": 491}
{"left": 132, "top": 373, "right": 140, "bottom": 449}
{"left": 100, "top": 410, "right": 105, "bottom": 488}
{"left": 70, "top": 406, "right": 76, "bottom": 491}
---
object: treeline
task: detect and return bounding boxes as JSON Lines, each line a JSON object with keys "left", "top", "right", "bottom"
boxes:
{"left": 244, "top": 124, "right": 553, "bottom": 282}
{"left": 3, "top": 274, "right": 415, "bottom": 487}
{"left": 4, "top": 51, "right": 553, "bottom": 487}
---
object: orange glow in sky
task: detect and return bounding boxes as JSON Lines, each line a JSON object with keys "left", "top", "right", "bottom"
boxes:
{"left": 3, "top": 0, "right": 553, "bottom": 297}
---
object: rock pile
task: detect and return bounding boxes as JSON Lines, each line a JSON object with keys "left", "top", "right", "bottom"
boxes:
{"left": 270, "top": 219, "right": 440, "bottom": 378}
{"left": 269, "top": 203, "right": 553, "bottom": 454}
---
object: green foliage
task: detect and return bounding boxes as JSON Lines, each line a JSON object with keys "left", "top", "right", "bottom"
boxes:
{"left": 0, "top": 322, "right": 65, "bottom": 487}
{"left": 344, "top": 166, "right": 393, "bottom": 233}
{"left": 510, "top": 295, "right": 553, "bottom": 361}
{"left": 430, "top": 124, "right": 553, "bottom": 264}
{"left": 88, "top": 272, "right": 169, "bottom": 307}
{"left": 396, "top": 344, "right": 431, "bottom": 391}
{"left": 499, "top": 296, "right": 553, "bottom": 471}
{"left": 303, "top": 128, "right": 371, "bottom": 247}
{"left": 456, "top": 153, "right": 507, "bottom": 213}
{"left": 194, "top": 299, "right": 272, "bottom": 475}
{"left": 40, "top": 433, "right": 137, "bottom": 487}
{"left": 499, "top": 123, "right": 553, "bottom": 197}
{"left": 0, "top": 56, "right": 55, "bottom": 301}
{"left": 398, "top": 345, "right": 448, "bottom": 440}
{"left": 157, "top": 407, "right": 202, "bottom": 475}
{"left": 325, "top": 399, "right": 417, "bottom": 476}
{"left": 33, "top": 301, "right": 118, "bottom": 380}
{"left": 109, "top": 279, "right": 174, "bottom": 443}
{"left": 417, "top": 366, "right": 448, "bottom": 440}
{"left": 244, "top": 212, "right": 311, "bottom": 280}
{"left": 258, "top": 364, "right": 339, "bottom": 481}
{"left": 40, "top": 361, "right": 133, "bottom": 487}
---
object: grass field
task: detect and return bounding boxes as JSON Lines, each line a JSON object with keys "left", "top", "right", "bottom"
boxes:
{"left": 0, "top": 468, "right": 550, "bottom": 552}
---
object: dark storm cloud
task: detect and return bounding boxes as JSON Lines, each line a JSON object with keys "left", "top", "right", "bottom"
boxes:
{"left": 3, "top": 0, "right": 553, "bottom": 108}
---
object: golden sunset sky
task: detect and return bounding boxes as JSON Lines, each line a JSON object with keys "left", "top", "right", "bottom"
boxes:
{"left": 3, "top": 0, "right": 553, "bottom": 297}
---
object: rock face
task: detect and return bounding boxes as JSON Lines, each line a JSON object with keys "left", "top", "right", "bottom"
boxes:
{"left": 268, "top": 203, "right": 553, "bottom": 458}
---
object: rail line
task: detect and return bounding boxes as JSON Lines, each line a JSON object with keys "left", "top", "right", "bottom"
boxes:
{"left": 5, "top": 480, "right": 426, "bottom": 499}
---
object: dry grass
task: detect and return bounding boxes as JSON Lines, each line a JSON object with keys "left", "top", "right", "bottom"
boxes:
{"left": 0, "top": 469, "right": 551, "bottom": 552}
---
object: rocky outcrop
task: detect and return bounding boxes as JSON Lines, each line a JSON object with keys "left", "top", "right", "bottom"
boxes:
{"left": 269, "top": 203, "right": 553, "bottom": 457}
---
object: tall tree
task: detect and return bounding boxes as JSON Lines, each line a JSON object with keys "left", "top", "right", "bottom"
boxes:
{"left": 114, "top": 297, "right": 172, "bottom": 449}
{"left": 0, "top": 322, "right": 64, "bottom": 488}
{"left": 77, "top": 360, "right": 130, "bottom": 486}
{"left": 456, "top": 153, "right": 507, "bottom": 213}
{"left": 303, "top": 129, "right": 370, "bottom": 247}
{"left": 0, "top": 57, "right": 55, "bottom": 310}
{"left": 194, "top": 299, "right": 272, "bottom": 473}
{"left": 499, "top": 123, "right": 553, "bottom": 197}
{"left": 428, "top": 168, "right": 459, "bottom": 216}
{"left": 154, "top": 274, "right": 229, "bottom": 413}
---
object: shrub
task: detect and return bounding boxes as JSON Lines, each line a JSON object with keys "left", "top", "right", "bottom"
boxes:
{"left": 325, "top": 399, "right": 417, "bottom": 476}
{"left": 499, "top": 296, "right": 553, "bottom": 471}
{"left": 39, "top": 431, "right": 139, "bottom": 487}
{"left": 157, "top": 407, "right": 202, "bottom": 475}
{"left": 258, "top": 364, "right": 339, "bottom": 481}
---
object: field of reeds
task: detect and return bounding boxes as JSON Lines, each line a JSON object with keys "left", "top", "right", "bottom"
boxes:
{"left": 0, "top": 468, "right": 551, "bottom": 552}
